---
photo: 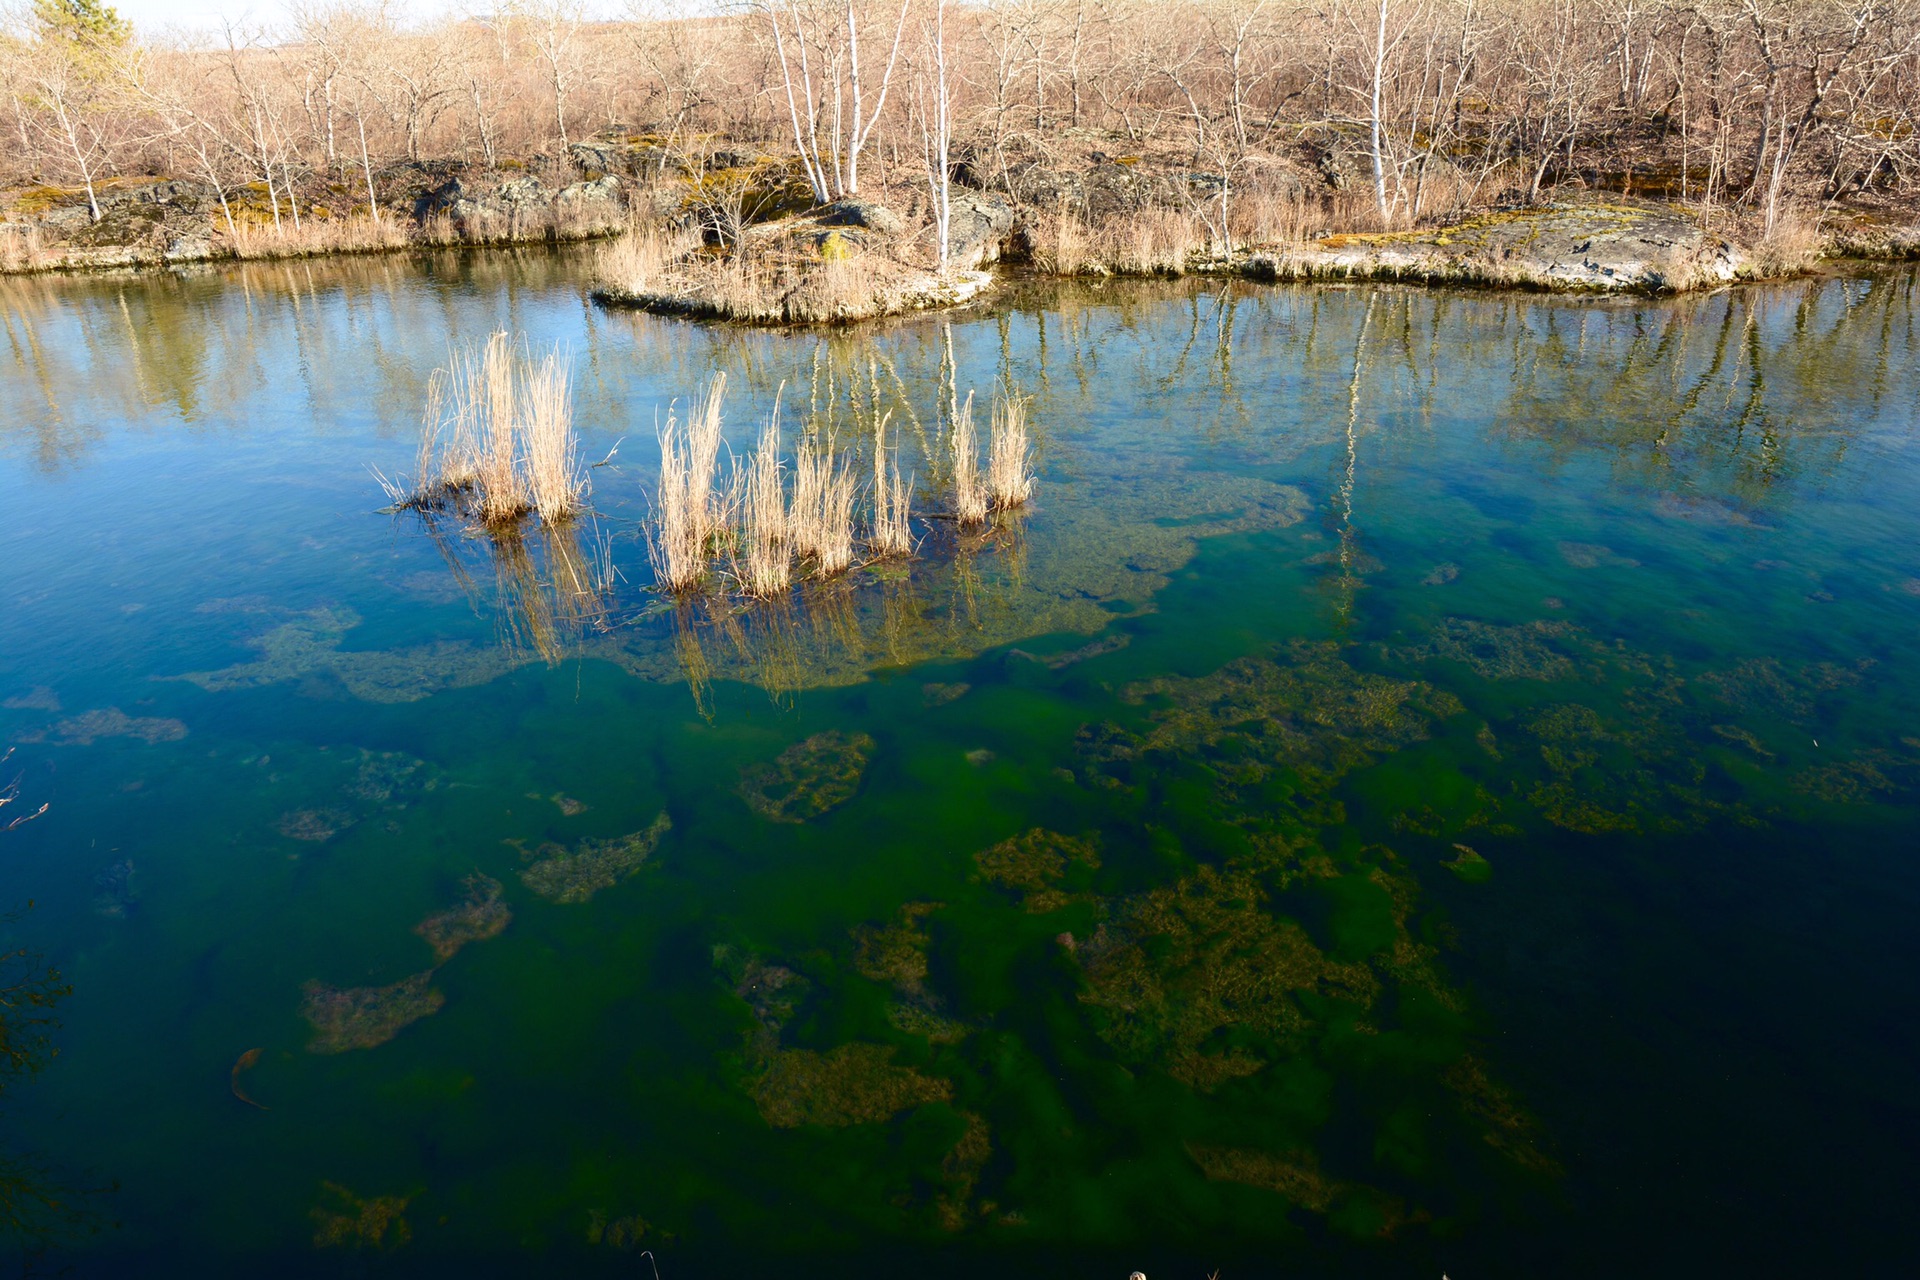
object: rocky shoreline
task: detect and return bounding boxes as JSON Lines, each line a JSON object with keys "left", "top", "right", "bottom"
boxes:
{"left": 8, "top": 144, "right": 1917, "bottom": 313}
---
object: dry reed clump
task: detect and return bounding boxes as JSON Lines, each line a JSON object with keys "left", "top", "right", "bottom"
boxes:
{"left": 731, "top": 414, "right": 793, "bottom": 598}
{"left": 225, "top": 213, "right": 411, "bottom": 261}
{"left": 869, "top": 411, "right": 914, "bottom": 558}
{"left": 789, "top": 433, "right": 857, "bottom": 576}
{"left": 950, "top": 391, "right": 988, "bottom": 526}
{"left": 987, "top": 392, "right": 1035, "bottom": 511}
{"left": 1750, "top": 205, "right": 1825, "bottom": 278}
{"left": 648, "top": 373, "right": 730, "bottom": 593}
{"left": 379, "top": 329, "right": 584, "bottom": 530}
{"left": 0, "top": 223, "right": 46, "bottom": 272}
{"left": 595, "top": 224, "right": 701, "bottom": 295}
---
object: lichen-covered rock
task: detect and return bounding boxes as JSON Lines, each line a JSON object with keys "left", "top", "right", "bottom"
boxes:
{"left": 1259, "top": 200, "right": 1743, "bottom": 293}
{"left": 819, "top": 199, "right": 904, "bottom": 236}
{"left": 946, "top": 192, "right": 1014, "bottom": 269}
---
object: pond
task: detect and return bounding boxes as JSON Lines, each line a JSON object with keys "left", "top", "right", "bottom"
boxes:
{"left": 2, "top": 252, "right": 1917, "bottom": 1278}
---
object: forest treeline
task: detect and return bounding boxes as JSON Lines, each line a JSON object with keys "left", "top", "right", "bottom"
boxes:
{"left": 3, "top": 0, "right": 1917, "bottom": 241}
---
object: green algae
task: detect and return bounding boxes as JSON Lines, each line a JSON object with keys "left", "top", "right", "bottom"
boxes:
{"left": 1443, "top": 844, "right": 1492, "bottom": 883}
{"left": 1074, "top": 863, "right": 1377, "bottom": 1089}
{"left": 852, "top": 901, "right": 941, "bottom": 994}
{"left": 750, "top": 1042, "right": 953, "bottom": 1129}
{"left": 740, "top": 731, "right": 874, "bottom": 822}
{"left": 175, "top": 606, "right": 515, "bottom": 704}
{"left": 301, "top": 972, "right": 445, "bottom": 1054}
{"left": 1410, "top": 617, "right": 1581, "bottom": 682}
{"left": 1091, "top": 640, "right": 1460, "bottom": 794}
{"left": 414, "top": 873, "right": 512, "bottom": 961}
{"left": 520, "top": 813, "right": 671, "bottom": 903}
{"left": 973, "top": 828, "right": 1102, "bottom": 913}
{"left": 18, "top": 707, "right": 188, "bottom": 746}
{"left": 310, "top": 1181, "right": 412, "bottom": 1249}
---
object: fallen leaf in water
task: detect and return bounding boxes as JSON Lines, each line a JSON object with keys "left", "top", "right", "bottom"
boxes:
{"left": 231, "top": 1047, "right": 269, "bottom": 1110}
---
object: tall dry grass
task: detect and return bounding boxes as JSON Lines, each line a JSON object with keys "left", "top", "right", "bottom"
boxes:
{"left": 649, "top": 375, "right": 729, "bottom": 593}
{"left": 789, "top": 433, "right": 857, "bottom": 576}
{"left": 731, "top": 414, "right": 793, "bottom": 598}
{"left": 596, "top": 223, "right": 701, "bottom": 294}
{"left": 869, "top": 410, "right": 914, "bottom": 557}
{"left": 950, "top": 391, "right": 987, "bottom": 526}
{"left": 522, "top": 350, "right": 582, "bottom": 524}
{"left": 226, "top": 213, "right": 411, "bottom": 260}
{"left": 987, "top": 392, "right": 1035, "bottom": 511}
{"left": 382, "top": 329, "right": 581, "bottom": 530}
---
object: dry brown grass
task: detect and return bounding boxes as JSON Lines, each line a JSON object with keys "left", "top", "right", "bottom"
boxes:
{"left": 0, "top": 223, "right": 47, "bottom": 272}
{"left": 869, "top": 411, "right": 914, "bottom": 558}
{"left": 648, "top": 373, "right": 729, "bottom": 593}
{"left": 384, "top": 330, "right": 583, "bottom": 532}
{"left": 225, "top": 213, "right": 412, "bottom": 260}
{"left": 522, "top": 350, "right": 582, "bottom": 524}
{"left": 987, "top": 391, "right": 1034, "bottom": 511}
{"left": 595, "top": 223, "right": 703, "bottom": 295}
{"left": 1750, "top": 205, "right": 1825, "bottom": 278}
{"left": 950, "top": 390, "right": 987, "bottom": 526}
{"left": 789, "top": 432, "right": 857, "bottom": 577}
{"left": 730, "top": 414, "right": 793, "bottom": 599}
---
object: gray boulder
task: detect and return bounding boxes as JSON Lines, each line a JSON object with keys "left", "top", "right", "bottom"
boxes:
{"left": 819, "top": 199, "right": 904, "bottom": 237}
{"left": 946, "top": 193, "right": 1014, "bottom": 269}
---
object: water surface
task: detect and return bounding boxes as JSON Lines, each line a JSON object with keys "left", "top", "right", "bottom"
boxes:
{"left": 2, "top": 253, "right": 1917, "bottom": 1277}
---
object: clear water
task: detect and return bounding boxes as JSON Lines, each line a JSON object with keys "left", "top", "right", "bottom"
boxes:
{"left": 3, "top": 252, "right": 1917, "bottom": 1278}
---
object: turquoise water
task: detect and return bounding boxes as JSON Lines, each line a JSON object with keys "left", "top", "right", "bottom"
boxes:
{"left": 2, "top": 253, "right": 1918, "bottom": 1277}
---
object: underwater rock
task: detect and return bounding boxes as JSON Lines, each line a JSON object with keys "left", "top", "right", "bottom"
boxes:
{"left": 23, "top": 707, "right": 187, "bottom": 747}
{"left": 739, "top": 731, "right": 874, "bottom": 822}
{"left": 520, "top": 813, "right": 671, "bottom": 904}
{"left": 1188, "top": 1143, "right": 1344, "bottom": 1211}
{"left": 964, "top": 748, "right": 995, "bottom": 766}
{"left": 301, "top": 971, "right": 445, "bottom": 1054}
{"left": 1696, "top": 656, "right": 1872, "bottom": 720}
{"left": 750, "top": 1042, "right": 953, "bottom": 1128}
{"left": 91, "top": 859, "right": 137, "bottom": 917}
{"left": 1421, "top": 563, "right": 1460, "bottom": 586}
{"left": 2, "top": 687, "right": 60, "bottom": 711}
{"left": 549, "top": 793, "right": 588, "bottom": 816}
{"left": 937, "top": 1110, "right": 993, "bottom": 1230}
{"left": 1444, "top": 1054, "right": 1557, "bottom": 1174}
{"left": 1187, "top": 1144, "right": 1417, "bottom": 1235}
{"left": 414, "top": 873, "right": 512, "bottom": 961}
{"left": 886, "top": 1000, "right": 970, "bottom": 1045}
{"left": 716, "top": 947, "right": 812, "bottom": 1056}
{"left": 921, "top": 682, "right": 971, "bottom": 707}
{"left": 311, "top": 1181, "right": 412, "bottom": 1249}
{"left": 344, "top": 750, "right": 430, "bottom": 804}
{"left": 974, "top": 828, "right": 1102, "bottom": 913}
